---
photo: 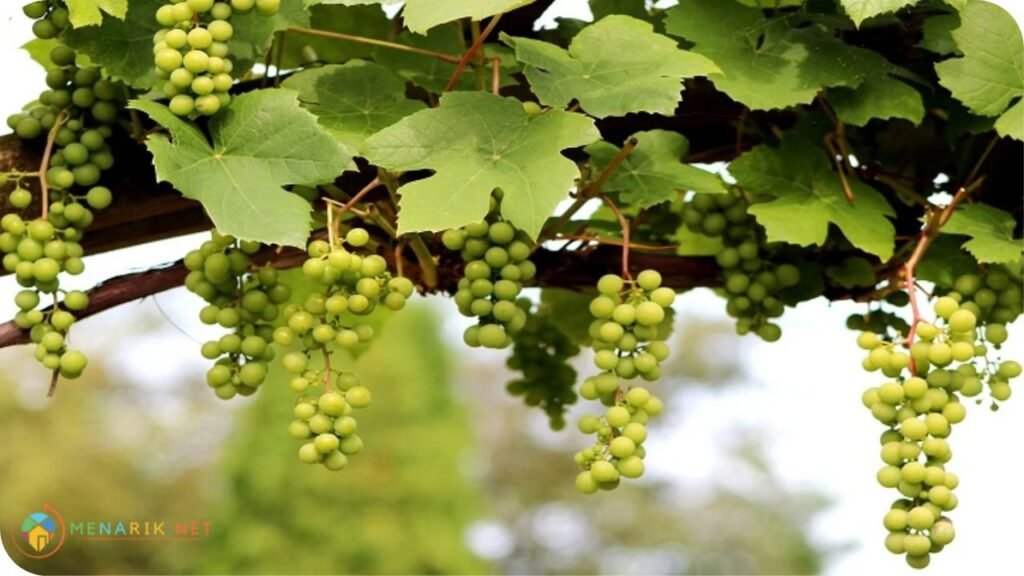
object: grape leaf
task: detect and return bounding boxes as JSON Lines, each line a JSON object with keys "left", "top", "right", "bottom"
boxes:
{"left": 935, "top": 1, "right": 1023, "bottom": 140}
{"left": 373, "top": 26, "right": 521, "bottom": 94}
{"left": 282, "top": 60, "right": 426, "bottom": 162}
{"left": 540, "top": 288, "right": 597, "bottom": 346}
{"left": 586, "top": 130, "right": 725, "bottom": 208}
{"left": 994, "top": 100, "right": 1024, "bottom": 141}
{"left": 229, "top": 0, "right": 311, "bottom": 73}
{"left": 361, "top": 92, "right": 599, "bottom": 239}
{"left": 839, "top": 0, "right": 917, "bottom": 27}
{"left": 664, "top": 0, "right": 882, "bottom": 111}
{"left": 129, "top": 90, "right": 350, "bottom": 247}
{"left": 281, "top": 4, "right": 392, "bottom": 68}
{"left": 503, "top": 16, "right": 720, "bottom": 118}
{"left": 675, "top": 226, "right": 724, "bottom": 256}
{"left": 730, "top": 135, "right": 896, "bottom": 260}
{"left": 61, "top": 0, "right": 163, "bottom": 88}
{"left": 941, "top": 204, "right": 1023, "bottom": 264}
{"left": 828, "top": 72, "right": 924, "bottom": 126}
{"left": 310, "top": 0, "right": 533, "bottom": 33}
{"left": 66, "top": 0, "right": 128, "bottom": 28}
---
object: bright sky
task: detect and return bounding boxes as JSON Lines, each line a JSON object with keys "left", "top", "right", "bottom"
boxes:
{"left": 1, "top": 2, "right": 1023, "bottom": 575}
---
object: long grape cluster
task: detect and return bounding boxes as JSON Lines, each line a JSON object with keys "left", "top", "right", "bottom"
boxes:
{"left": 2, "top": 39, "right": 122, "bottom": 380}
{"left": 184, "top": 231, "right": 289, "bottom": 399}
{"left": 21, "top": 1, "right": 69, "bottom": 40}
{"left": 442, "top": 207, "right": 534, "bottom": 350}
{"left": 573, "top": 270, "right": 670, "bottom": 493}
{"left": 680, "top": 192, "right": 801, "bottom": 341}
{"left": 505, "top": 302, "right": 580, "bottom": 430}
{"left": 860, "top": 295, "right": 1021, "bottom": 568}
{"left": 153, "top": 0, "right": 281, "bottom": 117}
{"left": 273, "top": 229, "right": 412, "bottom": 469}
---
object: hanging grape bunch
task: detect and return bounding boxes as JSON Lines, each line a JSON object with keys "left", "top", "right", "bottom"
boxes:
{"left": 442, "top": 195, "right": 534, "bottom": 350}
{"left": 679, "top": 192, "right": 801, "bottom": 341}
{"left": 505, "top": 303, "right": 581, "bottom": 430}
{"left": 183, "top": 231, "right": 291, "bottom": 400}
{"left": 859, "top": 291, "right": 1021, "bottom": 569}
{"left": 573, "top": 270, "right": 671, "bottom": 493}
{"left": 271, "top": 227, "right": 413, "bottom": 469}
{"left": 153, "top": 0, "right": 281, "bottom": 116}
{"left": 21, "top": 0, "right": 70, "bottom": 40}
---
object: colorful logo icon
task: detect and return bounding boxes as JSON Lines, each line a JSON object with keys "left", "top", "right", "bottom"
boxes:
{"left": 7, "top": 504, "right": 65, "bottom": 559}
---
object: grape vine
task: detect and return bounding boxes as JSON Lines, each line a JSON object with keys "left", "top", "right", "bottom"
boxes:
{"left": 0, "top": 0, "right": 1021, "bottom": 567}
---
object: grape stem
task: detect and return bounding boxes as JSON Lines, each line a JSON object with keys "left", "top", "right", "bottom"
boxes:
{"left": 599, "top": 194, "right": 633, "bottom": 281}
{"left": 537, "top": 137, "right": 638, "bottom": 245}
{"left": 39, "top": 110, "right": 68, "bottom": 221}
{"left": 285, "top": 27, "right": 462, "bottom": 64}
{"left": 322, "top": 348, "right": 333, "bottom": 392}
{"left": 445, "top": 14, "right": 502, "bottom": 92}
{"left": 490, "top": 57, "right": 502, "bottom": 95}
{"left": 902, "top": 180, "right": 985, "bottom": 372}
{"left": 47, "top": 369, "right": 59, "bottom": 398}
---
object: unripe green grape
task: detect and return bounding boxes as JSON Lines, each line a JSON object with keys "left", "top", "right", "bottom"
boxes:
{"left": 207, "top": 19, "right": 233, "bottom": 42}
{"left": 10, "top": 188, "right": 33, "bottom": 209}
{"left": 195, "top": 94, "right": 221, "bottom": 115}
{"left": 345, "top": 386, "right": 371, "bottom": 409}
{"left": 597, "top": 274, "right": 623, "bottom": 296}
{"left": 231, "top": 0, "right": 256, "bottom": 11}
{"left": 636, "top": 269, "right": 661, "bottom": 290}
{"left": 32, "top": 19, "right": 58, "bottom": 40}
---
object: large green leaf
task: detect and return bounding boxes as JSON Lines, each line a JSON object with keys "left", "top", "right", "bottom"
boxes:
{"left": 942, "top": 204, "right": 1023, "bottom": 264}
{"left": 308, "top": 0, "right": 533, "bottom": 33}
{"left": 361, "top": 92, "right": 599, "bottom": 239}
{"left": 665, "top": 0, "right": 881, "bottom": 110}
{"left": 66, "top": 0, "right": 128, "bottom": 28}
{"left": 586, "top": 130, "right": 725, "bottom": 208}
{"left": 839, "top": 0, "right": 918, "bottom": 27}
{"left": 129, "top": 90, "right": 350, "bottom": 247}
{"left": 61, "top": 0, "right": 162, "bottom": 88}
{"left": 504, "top": 15, "right": 719, "bottom": 118}
{"left": 935, "top": 1, "right": 1023, "bottom": 140}
{"left": 731, "top": 135, "right": 896, "bottom": 260}
{"left": 282, "top": 60, "right": 426, "bottom": 161}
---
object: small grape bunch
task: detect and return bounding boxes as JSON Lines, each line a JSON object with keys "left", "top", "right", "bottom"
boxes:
{"left": 939, "top": 266, "right": 1022, "bottom": 356}
{"left": 573, "top": 269, "right": 671, "bottom": 493}
{"left": 679, "top": 192, "right": 800, "bottom": 341}
{"left": 442, "top": 216, "right": 534, "bottom": 350}
{"left": 184, "top": 231, "right": 290, "bottom": 400}
{"left": 289, "top": 372, "right": 371, "bottom": 471}
{"left": 505, "top": 301, "right": 581, "bottom": 430}
{"left": 153, "top": 0, "right": 281, "bottom": 117}
{"left": 21, "top": 0, "right": 69, "bottom": 40}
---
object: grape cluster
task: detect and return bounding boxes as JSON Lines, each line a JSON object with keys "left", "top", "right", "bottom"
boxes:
{"left": 289, "top": 373, "right": 371, "bottom": 471}
{"left": 22, "top": 1, "right": 69, "bottom": 40}
{"left": 573, "top": 270, "right": 670, "bottom": 493}
{"left": 273, "top": 229, "right": 412, "bottom": 470}
{"left": 505, "top": 302, "right": 581, "bottom": 430}
{"left": 183, "top": 231, "right": 289, "bottom": 399}
{"left": 153, "top": 0, "right": 280, "bottom": 117}
{"left": 442, "top": 211, "right": 535, "bottom": 350}
{"left": 2, "top": 37, "right": 121, "bottom": 381}
{"left": 939, "top": 266, "right": 1022, "bottom": 363}
{"left": 860, "top": 297, "right": 1021, "bottom": 568}
{"left": 680, "top": 192, "right": 801, "bottom": 341}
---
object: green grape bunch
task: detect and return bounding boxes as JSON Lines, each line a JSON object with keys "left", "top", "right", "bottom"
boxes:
{"left": 860, "top": 293, "right": 1022, "bottom": 569}
{"left": 574, "top": 270, "right": 671, "bottom": 494}
{"left": 153, "top": 0, "right": 282, "bottom": 117}
{"left": 679, "top": 192, "right": 801, "bottom": 341}
{"left": 184, "top": 231, "right": 290, "bottom": 400}
{"left": 505, "top": 302, "right": 581, "bottom": 430}
{"left": 442, "top": 197, "right": 535, "bottom": 350}
{"left": 272, "top": 227, "right": 413, "bottom": 470}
